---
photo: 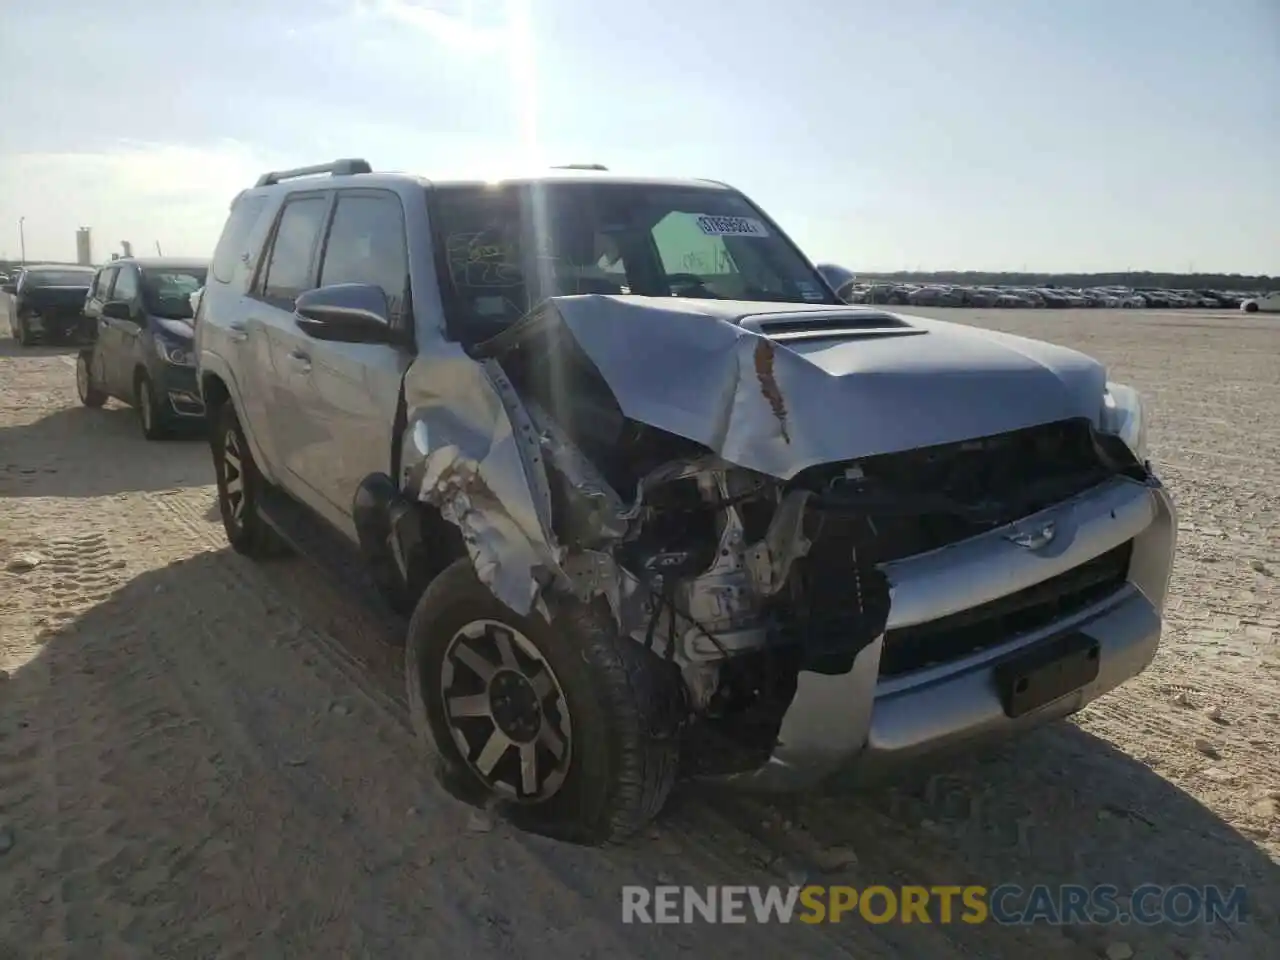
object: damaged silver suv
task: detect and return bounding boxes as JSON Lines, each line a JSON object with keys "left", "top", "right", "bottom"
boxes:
{"left": 196, "top": 159, "right": 1177, "bottom": 844}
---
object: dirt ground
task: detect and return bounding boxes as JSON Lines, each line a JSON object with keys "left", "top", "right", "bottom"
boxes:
{"left": 1, "top": 308, "right": 1277, "bottom": 959}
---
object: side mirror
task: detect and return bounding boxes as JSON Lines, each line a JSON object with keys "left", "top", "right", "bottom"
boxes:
{"left": 1, "top": 283, "right": 16, "bottom": 295}
{"left": 102, "top": 300, "right": 133, "bottom": 321}
{"left": 294, "top": 283, "right": 391, "bottom": 343}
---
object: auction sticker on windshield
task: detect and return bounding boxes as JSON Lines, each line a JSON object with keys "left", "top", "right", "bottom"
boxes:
{"left": 695, "top": 215, "right": 769, "bottom": 237}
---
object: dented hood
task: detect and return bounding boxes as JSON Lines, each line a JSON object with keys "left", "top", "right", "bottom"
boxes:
{"left": 540, "top": 296, "right": 1109, "bottom": 479}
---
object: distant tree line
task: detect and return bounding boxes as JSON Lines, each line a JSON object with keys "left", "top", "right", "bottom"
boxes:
{"left": 852, "top": 270, "right": 1273, "bottom": 291}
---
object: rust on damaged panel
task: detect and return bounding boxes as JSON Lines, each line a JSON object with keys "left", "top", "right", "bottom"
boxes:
{"left": 753, "top": 337, "right": 791, "bottom": 444}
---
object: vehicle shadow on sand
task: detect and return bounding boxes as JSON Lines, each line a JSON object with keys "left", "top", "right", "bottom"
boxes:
{"left": 0, "top": 340, "right": 83, "bottom": 360}
{"left": 0, "top": 404, "right": 210, "bottom": 498}
{"left": 3, "top": 551, "right": 1276, "bottom": 959}
{"left": 192, "top": 551, "right": 1280, "bottom": 956}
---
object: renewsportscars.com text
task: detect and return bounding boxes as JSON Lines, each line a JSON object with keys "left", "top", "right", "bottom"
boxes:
{"left": 621, "top": 884, "right": 1249, "bottom": 926}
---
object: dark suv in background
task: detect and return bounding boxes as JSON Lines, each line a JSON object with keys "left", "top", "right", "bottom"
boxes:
{"left": 3, "top": 264, "right": 96, "bottom": 345}
{"left": 76, "top": 257, "right": 208, "bottom": 439}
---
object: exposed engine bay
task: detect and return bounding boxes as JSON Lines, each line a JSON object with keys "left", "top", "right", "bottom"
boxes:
{"left": 439, "top": 302, "right": 1147, "bottom": 775}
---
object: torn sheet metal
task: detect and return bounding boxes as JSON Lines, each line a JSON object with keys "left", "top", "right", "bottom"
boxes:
{"left": 547, "top": 296, "right": 1109, "bottom": 480}
{"left": 401, "top": 342, "right": 565, "bottom": 617}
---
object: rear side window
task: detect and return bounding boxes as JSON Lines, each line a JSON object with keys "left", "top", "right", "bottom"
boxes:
{"left": 211, "top": 194, "right": 269, "bottom": 285}
{"left": 113, "top": 267, "right": 139, "bottom": 301}
{"left": 261, "top": 196, "right": 329, "bottom": 301}
{"left": 96, "top": 268, "right": 118, "bottom": 298}
{"left": 318, "top": 192, "right": 408, "bottom": 319}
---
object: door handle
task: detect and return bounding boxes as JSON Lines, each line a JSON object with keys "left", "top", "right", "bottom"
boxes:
{"left": 288, "top": 349, "right": 312, "bottom": 373}
{"left": 228, "top": 322, "right": 249, "bottom": 343}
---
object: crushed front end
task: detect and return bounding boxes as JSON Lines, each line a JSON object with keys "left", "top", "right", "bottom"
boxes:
{"left": 401, "top": 297, "right": 1177, "bottom": 791}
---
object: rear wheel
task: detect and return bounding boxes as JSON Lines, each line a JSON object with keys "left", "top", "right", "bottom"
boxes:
{"left": 406, "top": 559, "right": 683, "bottom": 845}
{"left": 1244, "top": 302, "right": 1259, "bottom": 314}
{"left": 75, "top": 352, "right": 106, "bottom": 407}
{"left": 210, "top": 402, "right": 285, "bottom": 558}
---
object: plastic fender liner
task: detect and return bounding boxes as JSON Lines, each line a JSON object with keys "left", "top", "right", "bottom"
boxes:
{"left": 352, "top": 473, "right": 411, "bottom": 599}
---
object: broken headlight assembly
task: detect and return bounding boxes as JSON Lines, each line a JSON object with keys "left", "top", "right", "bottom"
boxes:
{"left": 1100, "top": 382, "right": 1147, "bottom": 461}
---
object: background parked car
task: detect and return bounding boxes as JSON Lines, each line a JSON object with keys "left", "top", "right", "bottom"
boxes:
{"left": 1241, "top": 292, "right": 1280, "bottom": 314}
{"left": 76, "top": 257, "right": 209, "bottom": 439}
{"left": 3, "top": 264, "right": 96, "bottom": 345}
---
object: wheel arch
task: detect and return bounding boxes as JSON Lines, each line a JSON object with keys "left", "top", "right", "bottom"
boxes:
{"left": 352, "top": 472, "right": 469, "bottom": 613}
{"left": 198, "top": 364, "right": 280, "bottom": 486}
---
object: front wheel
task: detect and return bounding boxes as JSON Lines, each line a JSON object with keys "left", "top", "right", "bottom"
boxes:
{"left": 75, "top": 352, "right": 107, "bottom": 407}
{"left": 406, "top": 559, "right": 683, "bottom": 845}
{"left": 1243, "top": 302, "right": 1259, "bottom": 314}
{"left": 15, "top": 315, "right": 34, "bottom": 346}
{"left": 135, "top": 374, "right": 171, "bottom": 441}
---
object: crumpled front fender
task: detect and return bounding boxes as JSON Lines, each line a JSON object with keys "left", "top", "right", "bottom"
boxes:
{"left": 400, "top": 341, "right": 565, "bottom": 616}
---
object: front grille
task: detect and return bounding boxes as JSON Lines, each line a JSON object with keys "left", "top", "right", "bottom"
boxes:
{"left": 878, "top": 540, "right": 1133, "bottom": 678}
{"left": 791, "top": 418, "right": 1116, "bottom": 563}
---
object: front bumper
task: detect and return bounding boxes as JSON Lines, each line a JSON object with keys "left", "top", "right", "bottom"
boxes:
{"left": 155, "top": 365, "right": 205, "bottom": 418}
{"left": 715, "top": 473, "right": 1177, "bottom": 791}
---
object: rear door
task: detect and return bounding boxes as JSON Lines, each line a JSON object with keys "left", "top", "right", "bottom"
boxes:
{"left": 248, "top": 192, "right": 335, "bottom": 516}
{"left": 103, "top": 265, "right": 142, "bottom": 394}
{"left": 287, "top": 188, "right": 414, "bottom": 529}
{"left": 85, "top": 266, "right": 117, "bottom": 386}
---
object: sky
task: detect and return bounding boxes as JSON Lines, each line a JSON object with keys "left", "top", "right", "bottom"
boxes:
{"left": 1, "top": 0, "right": 1276, "bottom": 274}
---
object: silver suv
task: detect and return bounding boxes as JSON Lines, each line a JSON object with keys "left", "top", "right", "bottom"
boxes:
{"left": 196, "top": 159, "right": 1177, "bottom": 844}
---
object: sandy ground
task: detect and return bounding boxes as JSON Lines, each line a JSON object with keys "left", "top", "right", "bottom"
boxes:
{"left": 1, "top": 308, "right": 1277, "bottom": 959}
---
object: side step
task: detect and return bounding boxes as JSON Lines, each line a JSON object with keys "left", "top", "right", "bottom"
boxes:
{"left": 256, "top": 483, "right": 409, "bottom": 634}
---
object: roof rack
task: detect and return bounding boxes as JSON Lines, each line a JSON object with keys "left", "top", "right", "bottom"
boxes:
{"left": 551, "top": 163, "right": 608, "bottom": 171}
{"left": 254, "top": 158, "right": 373, "bottom": 188}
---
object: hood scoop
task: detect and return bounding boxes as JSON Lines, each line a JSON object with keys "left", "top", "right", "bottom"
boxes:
{"left": 739, "top": 309, "right": 925, "bottom": 343}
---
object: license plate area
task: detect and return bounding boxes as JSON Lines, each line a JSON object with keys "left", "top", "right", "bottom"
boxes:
{"left": 995, "top": 631, "right": 1100, "bottom": 718}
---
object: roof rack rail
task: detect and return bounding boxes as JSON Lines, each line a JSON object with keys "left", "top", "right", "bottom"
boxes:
{"left": 254, "top": 158, "right": 372, "bottom": 188}
{"left": 551, "top": 163, "right": 608, "bottom": 171}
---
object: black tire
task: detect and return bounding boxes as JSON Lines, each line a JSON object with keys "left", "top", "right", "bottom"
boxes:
{"left": 1244, "top": 302, "right": 1259, "bottom": 314}
{"left": 406, "top": 558, "right": 683, "bottom": 845}
{"left": 210, "top": 401, "right": 285, "bottom": 558}
{"left": 135, "top": 372, "right": 171, "bottom": 441}
{"left": 15, "top": 315, "right": 35, "bottom": 346}
{"left": 75, "top": 351, "right": 107, "bottom": 407}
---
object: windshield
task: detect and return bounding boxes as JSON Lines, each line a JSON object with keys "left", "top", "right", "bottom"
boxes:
{"left": 142, "top": 267, "right": 207, "bottom": 318}
{"left": 26, "top": 269, "right": 94, "bottom": 287}
{"left": 429, "top": 181, "right": 836, "bottom": 338}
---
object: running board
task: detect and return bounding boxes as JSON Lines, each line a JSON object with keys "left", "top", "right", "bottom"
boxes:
{"left": 256, "top": 483, "right": 409, "bottom": 633}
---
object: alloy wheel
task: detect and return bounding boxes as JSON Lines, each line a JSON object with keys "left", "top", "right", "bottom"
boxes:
{"left": 440, "top": 619, "right": 572, "bottom": 802}
{"left": 222, "top": 428, "right": 246, "bottom": 527}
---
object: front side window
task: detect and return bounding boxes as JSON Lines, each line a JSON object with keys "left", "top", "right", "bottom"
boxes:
{"left": 318, "top": 192, "right": 408, "bottom": 319}
{"left": 261, "top": 195, "right": 328, "bottom": 301}
{"left": 429, "top": 181, "right": 834, "bottom": 340}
